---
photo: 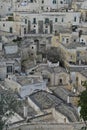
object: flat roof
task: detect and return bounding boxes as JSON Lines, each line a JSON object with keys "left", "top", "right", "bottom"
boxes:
{"left": 17, "top": 76, "right": 43, "bottom": 86}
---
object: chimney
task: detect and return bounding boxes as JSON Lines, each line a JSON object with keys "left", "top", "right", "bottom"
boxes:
{"left": 67, "top": 96, "right": 70, "bottom": 104}
{"left": 24, "top": 106, "right": 28, "bottom": 118}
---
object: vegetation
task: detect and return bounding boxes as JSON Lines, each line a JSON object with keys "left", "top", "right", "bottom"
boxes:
{"left": 46, "top": 47, "right": 65, "bottom": 67}
{"left": 13, "top": 37, "right": 22, "bottom": 42}
{"left": 78, "top": 81, "right": 87, "bottom": 128}
{"left": 0, "top": 90, "right": 22, "bottom": 130}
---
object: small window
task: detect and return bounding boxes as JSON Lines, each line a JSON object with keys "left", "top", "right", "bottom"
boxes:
{"left": 33, "top": 29, "right": 36, "bottom": 33}
{"left": 61, "top": 18, "right": 64, "bottom": 22}
{"left": 62, "top": 37, "right": 64, "bottom": 42}
{"left": 60, "top": 1, "right": 63, "bottom": 4}
{"left": 66, "top": 38, "right": 69, "bottom": 43}
{"left": 8, "top": 8, "right": 11, "bottom": 11}
{"left": 32, "top": 46, "right": 34, "bottom": 49}
{"left": 42, "top": 0, "right": 44, "bottom": 3}
{"left": 31, "top": 53, "right": 33, "bottom": 56}
{"left": 25, "top": 19, "right": 27, "bottom": 24}
{"left": 30, "top": 0, "right": 33, "bottom": 3}
{"left": 55, "top": 30, "right": 57, "bottom": 34}
{"left": 45, "top": 18, "right": 49, "bottom": 24}
{"left": 45, "top": 29, "right": 48, "bottom": 34}
{"left": 74, "top": 17, "right": 77, "bottom": 22}
{"left": 3, "top": 24, "right": 5, "bottom": 27}
{"left": 77, "top": 52, "right": 80, "bottom": 57}
{"left": 74, "top": 39, "right": 76, "bottom": 42}
{"left": 9, "top": 27, "right": 13, "bottom": 33}
{"left": 33, "top": 18, "right": 36, "bottom": 24}
{"left": 7, "top": 66, "right": 12, "bottom": 73}
{"left": 59, "top": 79, "right": 62, "bottom": 84}
{"left": 53, "top": 0, "right": 56, "bottom": 4}
{"left": 55, "top": 18, "right": 57, "bottom": 22}
{"left": 41, "top": 6, "right": 43, "bottom": 10}
{"left": 24, "top": 28, "right": 26, "bottom": 34}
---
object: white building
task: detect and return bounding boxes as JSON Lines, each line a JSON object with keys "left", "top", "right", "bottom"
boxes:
{"left": 0, "top": 0, "right": 13, "bottom": 17}
{"left": 13, "top": 11, "right": 81, "bottom": 36}
{"left": 5, "top": 75, "right": 47, "bottom": 98}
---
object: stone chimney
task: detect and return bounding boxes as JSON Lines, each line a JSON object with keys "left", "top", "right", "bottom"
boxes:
{"left": 24, "top": 106, "right": 28, "bottom": 118}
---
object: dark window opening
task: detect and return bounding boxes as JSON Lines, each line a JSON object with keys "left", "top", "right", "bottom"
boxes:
{"left": 25, "top": 19, "right": 27, "bottom": 24}
{"left": 45, "top": 18, "right": 49, "bottom": 24}
{"left": 59, "top": 79, "right": 62, "bottom": 84}
{"left": 42, "top": 0, "right": 44, "bottom": 3}
{"left": 74, "top": 17, "right": 77, "bottom": 22}
{"left": 33, "top": 18, "right": 36, "bottom": 24}
{"left": 53, "top": 0, "right": 56, "bottom": 4}
{"left": 55, "top": 18, "right": 57, "bottom": 22}
{"left": 3, "top": 24, "right": 5, "bottom": 27}
{"left": 7, "top": 66, "right": 12, "bottom": 73}
{"left": 24, "top": 28, "right": 26, "bottom": 34}
{"left": 9, "top": 27, "right": 13, "bottom": 33}
{"left": 60, "top": 1, "right": 63, "bottom": 4}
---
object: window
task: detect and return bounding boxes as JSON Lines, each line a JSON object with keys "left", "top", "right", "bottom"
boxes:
{"left": 41, "top": 6, "right": 44, "bottom": 10}
{"left": 33, "top": 18, "right": 36, "bottom": 24}
{"left": 9, "top": 27, "right": 13, "bottom": 33}
{"left": 31, "top": 53, "right": 33, "bottom": 56}
{"left": 24, "top": 28, "right": 26, "bottom": 34}
{"left": 77, "top": 52, "right": 80, "bottom": 57}
{"left": 60, "top": 1, "right": 63, "bottom": 4}
{"left": 53, "top": 0, "right": 56, "bottom": 4}
{"left": 59, "top": 79, "right": 62, "bottom": 84}
{"left": 3, "top": 24, "right": 5, "bottom": 27}
{"left": 25, "top": 19, "right": 27, "bottom": 24}
{"left": 45, "top": 18, "right": 49, "bottom": 24}
{"left": 74, "top": 16, "right": 77, "bottom": 22}
{"left": 66, "top": 38, "right": 69, "bottom": 43}
{"left": 8, "top": 8, "right": 11, "bottom": 11}
{"left": 62, "top": 37, "right": 64, "bottom": 42}
{"left": 74, "top": 39, "right": 76, "bottom": 42}
{"left": 33, "top": 29, "right": 36, "bottom": 33}
{"left": 30, "top": 0, "right": 33, "bottom": 3}
{"left": 7, "top": 66, "right": 12, "bottom": 73}
{"left": 45, "top": 29, "right": 48, "bottom": 34}
{"left": 55, "top": 30, "right": 57, "bottom": 34}
{"left": 55, "top": 18, "right": 57, "bottom": 22}
{"left": 61, "top": 18, "right": 64, "bottom": 22}
{"left": 42, "top": 0, "right": 44, "bottom": 3}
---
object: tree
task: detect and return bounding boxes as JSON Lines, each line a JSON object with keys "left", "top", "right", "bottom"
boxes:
{"left": 78, "top": 81, "right": 87, "bottom": 128}
{"left": 0, "top": 90, "right": 22, "bottom": 130}
{"left": 46, "top": 47, "right": 65, "bottom": 67}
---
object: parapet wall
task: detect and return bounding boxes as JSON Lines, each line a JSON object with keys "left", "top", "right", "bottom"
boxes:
{"left": 8, "top": 122, "right": 85, "bottom": 130}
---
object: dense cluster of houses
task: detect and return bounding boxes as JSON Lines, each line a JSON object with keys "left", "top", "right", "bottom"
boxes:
{"left": 0, "top": 0, "right": 87, "bottom": 129}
